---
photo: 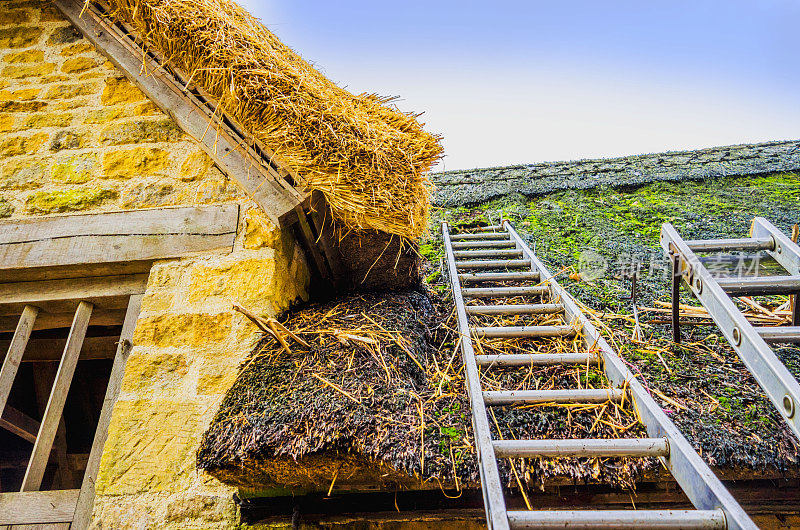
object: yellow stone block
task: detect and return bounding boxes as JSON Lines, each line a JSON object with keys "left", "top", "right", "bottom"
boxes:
{"left": 2, "top": 157, "right": 44, "bottom": 189}
{"left": 25, "top": 187, "right": 118, "bottom": 214}
{"left": 102, "top": 147, "right": 169, "bottom": 178}
{"left": 2, "top": 62, "right": 55, "bottom": 79}
{"left": 60, "top": 42, "right": 94, "bottom": 56}
{"left": 95, "top": 400, "right": 201, "bottom": 494}
{"left": 0, "top": 87, "right": 39, "bottom": 101}
{"left": 133, "top": 101, "right": 161, "bottom": 116}
{"left": 0, "top": 27, "right": 42, "bottom": 48}
{"left": 61, "top": 56, "right": 99, "bottom": 74}
{"left": 99, "top": 118, "right": 182, "bottom": 146}
{"left": 132, "top": 313, "right": 232, "bottom": 348}
{"left": 187, "top": 258, "right": 277, "bottom": 305}
{"left": 3, "top": 49, "right": 44, "bottom": 63}
{"left": 0, "top": 115, "right": 12, "bottom": 133}
{"left": 85, "top": 106, "right": 128, "bottom": 124}
{"left": 197, "top": 359, "right": 238, "bottom": 396}
{"left": 121, "top": 350, "right": 189, "bottom": 393}
{"left": 23, "top": 112, "right": 72, "bottom": 129}
{"left": 101, "top": 76, "right": 146, "bottom": 105}
{"left": 0, "top": 132, "right": 47, "bottom": 157}
{"left": 43, "top": 81, "right": 99, "bottom": 100}
{"left": 0, "top": 9, "right": 32, "bottom": 26}
{"left": 244, "top": 208, "right": 280, "bottom": 249}
{"left": 179, "top": 150, "right": 213, "bottom": 182}
{"left": 51, "top": 153, "right": 96, "bottom": 183}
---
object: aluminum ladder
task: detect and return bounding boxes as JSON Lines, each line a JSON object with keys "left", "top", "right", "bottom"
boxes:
{"left": 661, "top": 217, "right": 800, "bottom": 439}
{"left": 442, "top": 220, "right": 755, "bottom": 530}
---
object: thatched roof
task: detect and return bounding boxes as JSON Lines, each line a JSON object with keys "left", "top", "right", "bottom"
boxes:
{"left": 104, "top": 0, "right": 443, "bottom": 239}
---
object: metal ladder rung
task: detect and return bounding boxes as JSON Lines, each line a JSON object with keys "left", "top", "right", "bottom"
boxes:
{"left": 466, "top": 303, "right": 562, "bottom": 315}
{"left": 462, "top": 286, "right": 548, "bottom": 298}
{"left": 685, "top": 236, "right": 774, "bottom": 253}
{"left": 483, "top": 388, "right": 625, "bottom": 405}
{"left": 452, "top": 240, "right": 516, "bottom": 249}
{"left": 453, "top": 249, "right": 523, "bottom": 259}
{"left": 506, "top": 509, "right": 726, "bottom": 529}
{"left": 757, "top": 326, "right": 800, "bottom": 343}
{"left": 493, "top": 437, "right": 669, "bottom": 458}
{"left": 459, "top": 271, "right": 540, "bottom": 282}
{"left": 456, "top": 259, "right": 531, "bottom": 270}
{"left": 475, "top": 353, "right": 595, "bottom": 367}
{"left": 717, "top": 275, "right": 800, "bottom": 296}
{"left": 450, "top": 232, "right": 509, "bottom": 241}
{"left": 473, "top": 325, "right": 576, "bottom": 338}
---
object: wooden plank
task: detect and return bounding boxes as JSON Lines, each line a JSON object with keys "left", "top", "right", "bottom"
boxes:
{"left": 21, "top": 302, "right": 93, "bottom": 492}
{"left": 0, "top": 205, "right": 238, "bottom": 273}
{"left": 0, "top": 261, "right": 154, "bottom": 284}
{"left": 0, "top": 305, "right": 38, "bottom": 413}
{"left": 73, "top": 295, "right": 142, "bottom": 530}
{"left": 32, "top": 364, "right": 72, "bottom": 491}
{"left": 0, "top": 405, "right": 40, "bottom": 443}
{"left": 0, "top": 490, "right": 78, "bottom": 525}
{"left": 0, "top": 336, "right": 118, "bottom": 364}
{"left": 0, "top": 310, "right": 126, "bottom": 334}
{"left": 0, "top": 274, "right": 147, "bottom": 316}
{"left": 53, "top": 0, "right": 303, "bottom": 224}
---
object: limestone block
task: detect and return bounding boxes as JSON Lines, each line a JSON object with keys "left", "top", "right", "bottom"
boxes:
{"left": 196, "top": 357, "right": 239, "bottom": 396}
{"left": 51, "top": 153, "right": 96, "bottom": 183}
{"left": 25, "top": 187, "right": 118, "bottom": 214}
{"left": 187, "top": 256, "right": 276, "bottom": 306}
{"left": 1, "top": 157, "right": 45, "bottom": 189}
{"left": 0, "top": 87, "right": 39, "bottom": 101}
{"left": 102, "top": 76, "right": 146, "bottom": 105}
{"left": 121, "top": 182, "right": 178, "bottom": 208}
{"left": 60, "top": 42, "right": 94, "bottom": 56}
{"left": 121, "top": 350, "right": 189, "bottom": 393}
{"left": 179, "top": 150, "right": 213, "bottom": 182}
{"left": 132, "top": 313, "right": 232, "bottom": 348}
{"left": 0, "top": 9, "right": 32, "bottom": 25}
{"left": 0, "top": 132, "right": 47, "bottom": 156}
{"left": 244, "top": 207, "right": 280, "bottom": 249}
{"left": 49, "top": 128, "right": 88, "bottom": 151}
{"left": 2, "top": 62, "right": 55, "bottom": 79}
{"left": 0, "top": 100, "right": 47, "bottom": 112}
{"left": 3, "top": 49, "right": 44, "bottom": 63}
{"left": 23, "top": 112, "right": 72, "bottom": 129}
{"left": 61, "top": 56, "right": 100, "bottom": 74}
{"left": 95, "top": 400, "right": 201, "bottom": 494}
{"left": 0, "top": 197, "right": 12, "bottom": 218}
{"left": 103, "top": 147, "right": 169, "bottom": 178}
{"left": 99, "top": 118, "right": 182, "bottom": 146}
{"left": 43, "top": 81, "right": 99, "bottom": 99}
{"left": 0, "top": 114, "right": 12, "bottom": 132}
{"left": 47, "top": 25, "right": 82, "bottom": 45}
{"left": 0, "top": 27, "right": 42, "bottom": 48}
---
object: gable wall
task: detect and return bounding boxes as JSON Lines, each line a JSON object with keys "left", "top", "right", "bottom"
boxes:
{"left": 1, "top": 1, "right": 310, "bottom": 527}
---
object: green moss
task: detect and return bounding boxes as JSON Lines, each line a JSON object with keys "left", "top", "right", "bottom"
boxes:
{"left": 25, "top": 187, "right": 118, "bottom": 214}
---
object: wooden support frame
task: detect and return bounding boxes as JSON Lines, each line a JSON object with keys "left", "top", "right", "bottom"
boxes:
{"left": 0, "top": 305, "right": 38, "bottom": 414}
{"left": 53, "top": 0, "right": 305, "bottom": 225}
{"left": 22, "top": 301, "right": 94, "bottom": 492}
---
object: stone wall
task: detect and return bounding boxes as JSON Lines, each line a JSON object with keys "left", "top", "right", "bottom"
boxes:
{"left": 0, "top": 0, "right": 243, "bottom": 217}
{"left": 1, "top": 1, "right": 312, "bottom": 527}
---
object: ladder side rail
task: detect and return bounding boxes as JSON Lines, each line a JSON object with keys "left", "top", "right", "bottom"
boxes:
{"left": 505, "top": 220, "right": 755, "bottom": 530}
{"left": 441, "top": 223, "right": 509, "bottom": 530}
{"left": 751, "top": 217, "right": 800, "bottom": 275}
{"left": 661, "top": 222, "right": 800, "bottom": 439}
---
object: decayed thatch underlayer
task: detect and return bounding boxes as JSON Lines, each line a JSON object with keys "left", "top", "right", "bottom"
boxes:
{"left": 102, "top": 0, "right": 443, "bottom": 238}
{"left": 198, "top": 290, "right": 657, "bottom": 494}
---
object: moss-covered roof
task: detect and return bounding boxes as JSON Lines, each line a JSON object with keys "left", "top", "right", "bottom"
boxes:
{"left": 431, "top": 139, "right": 800, "bottom": 207}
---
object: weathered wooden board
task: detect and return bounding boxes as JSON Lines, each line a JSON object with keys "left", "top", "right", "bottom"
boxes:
{"left": 0, "top": 336, "right": 118, "bottom": 363}
{"left": 54, "top": 0, "right": 304, "bottom": 225}
{"left": 0, "top": 205, "right": 238, "bottom": 278}
{"left": 0, "top": 405, "right": 40, "bottom": 443}
{"left": 0, "top": 310, "right": 126, "bottom": 334}
{"left": 0, "top": 490, "right": 78, "bottom": 525}
{"left": 0, "top": 274, "right": 148, "bottom": 316}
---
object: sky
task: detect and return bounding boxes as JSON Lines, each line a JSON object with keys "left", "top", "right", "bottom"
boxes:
{"left": 237, "top": 0, "right": 800, "bottom": 171}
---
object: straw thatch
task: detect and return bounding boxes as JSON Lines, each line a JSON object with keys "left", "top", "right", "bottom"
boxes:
{"left": 101, "top": 0, "right": 443, "bottom": 238}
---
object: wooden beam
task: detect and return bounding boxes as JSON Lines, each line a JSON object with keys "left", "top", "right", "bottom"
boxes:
{"left": 0, "top": 489, "right": 78, "bottom": 525}
{"left": 0, "top": 274, "right": 147, "bottom": 316}
{"left": 0, "top": 404, "right": 40, "bottom": 444}
{"left": 73, "top": 295, "right": 142, "bottom": 530}
{"left": 53, "top": 0, "right": 304, "bottom": 225}
{"left": 0, "top": 305, "right": 38, "bottom": 414}
{"left": 0, "top": 205, "right": 238, "bottom": 275}
{"left": 22, "top": 302, "right": 93, "bottom": 492}
{"left": 0, "top": 310, "right": 126, "bottom": 334}
{"left": 0, "top": 336, "right": 118, "bottom": 363}
{"left": 33, "top": 364, "right": 73, "bottom": 491}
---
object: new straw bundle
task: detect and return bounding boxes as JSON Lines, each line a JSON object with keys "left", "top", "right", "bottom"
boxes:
{"left": 100, "top": 0, "right": 443, "bottom": 238}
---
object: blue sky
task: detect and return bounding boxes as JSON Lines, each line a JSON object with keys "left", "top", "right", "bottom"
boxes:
{"left": 238, "top": 0, "right": 800, "bottom": 170}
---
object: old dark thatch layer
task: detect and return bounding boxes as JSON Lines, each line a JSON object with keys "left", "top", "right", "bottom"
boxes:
{"left": 198, "top": 290, "right": 656, "bottom": 493}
